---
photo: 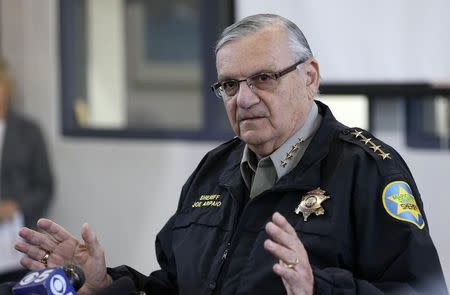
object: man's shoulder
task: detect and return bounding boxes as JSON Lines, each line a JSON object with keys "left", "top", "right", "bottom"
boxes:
{"left": 177, "top": 137, "right": 244, "bottom": 205}
{"left": 205, "top": 137, "right": 244, "bottom": 159}
{"left": 187, "top": 137, "right": 244, "bottom": 178}
{"left": 335, "top": 127, "right": 407, "bottom": 176}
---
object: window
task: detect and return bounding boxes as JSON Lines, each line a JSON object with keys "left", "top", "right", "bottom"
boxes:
{"left": 60, "top": 0, "right": 234, "bottom": 140}
{"left": 407, "top": 92, "right": 450, "bottom": 150}
{"left": 319, "top": 83, "right": 450, "bottom": 150}
{"left": 318, "top": 95, "right": 369, "bottom": 130}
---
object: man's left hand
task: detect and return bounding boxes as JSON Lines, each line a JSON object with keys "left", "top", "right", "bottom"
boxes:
{"left": 264, "top": 212, "right": 314, "bottom": 295}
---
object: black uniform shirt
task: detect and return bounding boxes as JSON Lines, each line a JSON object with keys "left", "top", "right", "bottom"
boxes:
{"left": 109, "top": 101, "right": 448, "bottom": 295}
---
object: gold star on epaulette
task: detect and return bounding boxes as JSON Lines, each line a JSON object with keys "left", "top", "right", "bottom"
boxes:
{"left": 351, "top": 130, "right": 363, "bottom": 138}
{"left": 280, "top": 137, "right": 304, "bottom": 168}
{"left": 350, "top": 129, "right": 391, "bottom": 161}
{"left": 370, "top": 145, "right": 381, "bottom": 152}
{"left": 380, "top": 152, "right": 391, "bottom": 160}
{"left": 362, "top": 138, "right": 372, "bottom": 144}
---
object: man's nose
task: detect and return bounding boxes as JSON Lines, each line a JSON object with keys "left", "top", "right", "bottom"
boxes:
{"left": 236, "top": 80, "right": 259, "bottom": 109}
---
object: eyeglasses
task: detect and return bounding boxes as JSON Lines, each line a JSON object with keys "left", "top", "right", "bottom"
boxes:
{"left": 211, "top": 59, "right": 305, "bottom": 100}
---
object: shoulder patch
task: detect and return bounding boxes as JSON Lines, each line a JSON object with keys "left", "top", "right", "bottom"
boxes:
{"left": 382, "top": 181, "right": 425, "bottom": 229}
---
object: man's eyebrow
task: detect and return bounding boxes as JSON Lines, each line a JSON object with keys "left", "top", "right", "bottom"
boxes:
{"left": 218, "top": 66, "right": 277, "bottom": 81}
{"left": 217, "top": 74, "right": 234, "bottom": 82}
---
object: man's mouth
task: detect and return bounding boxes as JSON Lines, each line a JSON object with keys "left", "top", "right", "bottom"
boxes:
{"left": 239, "top": 115, "right": 265, "bottom": 122}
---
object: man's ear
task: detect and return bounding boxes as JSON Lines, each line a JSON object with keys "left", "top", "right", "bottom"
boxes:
{"left": 305, "top": 58, "right": 320, "bottom": 98}
{"left": 306, "top": 58, "right": 320, "bottom": 86}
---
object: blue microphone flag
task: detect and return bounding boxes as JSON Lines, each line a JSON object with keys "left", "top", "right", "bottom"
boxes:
{"left": 12, "top": 267, "right": 77, "bottom": 295}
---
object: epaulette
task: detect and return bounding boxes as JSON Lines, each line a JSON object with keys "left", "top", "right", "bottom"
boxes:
{"left": 340, "top": 128, "right": 391, "bottom": 160}
{"left": 340, "top": 128, "right": 425, "bottom": 230}
{"left": 339, "top": 128, "right": 402, "bottom": 176}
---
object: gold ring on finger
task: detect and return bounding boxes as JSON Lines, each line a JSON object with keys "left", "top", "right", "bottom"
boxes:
{"left": 39, "top": 250, "right": 51, "bottom": 267}
{"left": 283, "top": 257, "right": 299, "bottom": 269}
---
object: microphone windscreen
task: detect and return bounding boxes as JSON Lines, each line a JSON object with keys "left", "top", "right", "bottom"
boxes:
{"left": 63, "top": 264, "right": 85, "bottom": 291}
{"left": 12, "top": 267, "right": 76, "bottom": 295}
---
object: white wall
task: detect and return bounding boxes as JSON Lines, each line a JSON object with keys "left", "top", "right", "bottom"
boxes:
{"left": 50, "top": 138, "right": 216, "bottom": 273}
{"left": 1, "top": 0, "right": 450, "bottom": 284}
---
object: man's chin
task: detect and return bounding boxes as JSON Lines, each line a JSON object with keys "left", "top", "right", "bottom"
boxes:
{"left": 239, "top": 131, "right": 268, "bottom": 146}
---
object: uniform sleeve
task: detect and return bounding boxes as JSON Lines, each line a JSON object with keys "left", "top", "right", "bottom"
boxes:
{"left": 143, "top": 215, "right": 179, "bottom": 294}
{"left": 312, "top": 142, "right": 448, "bottom": 294}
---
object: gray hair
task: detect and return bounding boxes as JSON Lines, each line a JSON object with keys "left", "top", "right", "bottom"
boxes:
{"left": 215, "top": 14, "right": 313, "bottom": 61}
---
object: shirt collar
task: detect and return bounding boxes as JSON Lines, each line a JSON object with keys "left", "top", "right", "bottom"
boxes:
{"left": 270, "top": 101, "right": 319, "bottom": 179}
{"left": 240, "top": 101, "right": 320, "bottom": 186}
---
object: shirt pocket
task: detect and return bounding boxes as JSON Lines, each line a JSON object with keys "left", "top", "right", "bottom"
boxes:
{"left": 288, "top": 191, "right": 351, "bottom": 269}
{"left": 173, "top": 191, "right": 236, "bottom": 231}
{"left": 172, "top": 208, "right": 233, "bottom": 231}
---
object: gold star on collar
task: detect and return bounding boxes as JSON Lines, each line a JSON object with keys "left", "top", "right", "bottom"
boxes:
{"left": 295, "top": 187, "right": 331, "bottom": 221}
{"left": 280, "top": 137, "right": 304, "bottom": 168}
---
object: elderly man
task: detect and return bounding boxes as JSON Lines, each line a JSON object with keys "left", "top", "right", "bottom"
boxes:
{"left": 15, "top": 14, "right": 447, "bottom": 294}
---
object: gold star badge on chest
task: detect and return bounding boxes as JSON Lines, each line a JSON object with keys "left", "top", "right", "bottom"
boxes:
{"left": 294, "top": 187, "right": 331, "bottom": 221}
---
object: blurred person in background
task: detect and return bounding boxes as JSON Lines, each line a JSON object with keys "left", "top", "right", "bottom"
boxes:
{"left": 0, "top": 58, "right": 53, "bottom": 283}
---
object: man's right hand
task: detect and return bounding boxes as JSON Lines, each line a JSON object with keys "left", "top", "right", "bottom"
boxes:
{"left": 15, "top": 218, "right": 112, "bottom": 295}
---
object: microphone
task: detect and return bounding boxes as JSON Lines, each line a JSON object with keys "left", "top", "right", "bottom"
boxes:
{"left": 60, "top": 265, "right": 85, "bottom": 291}
{"left": 96, "top": 276, "right": 145, "bottom": 295}
{"left": 12, "top": 265, "right": 85, "bottom": 295}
